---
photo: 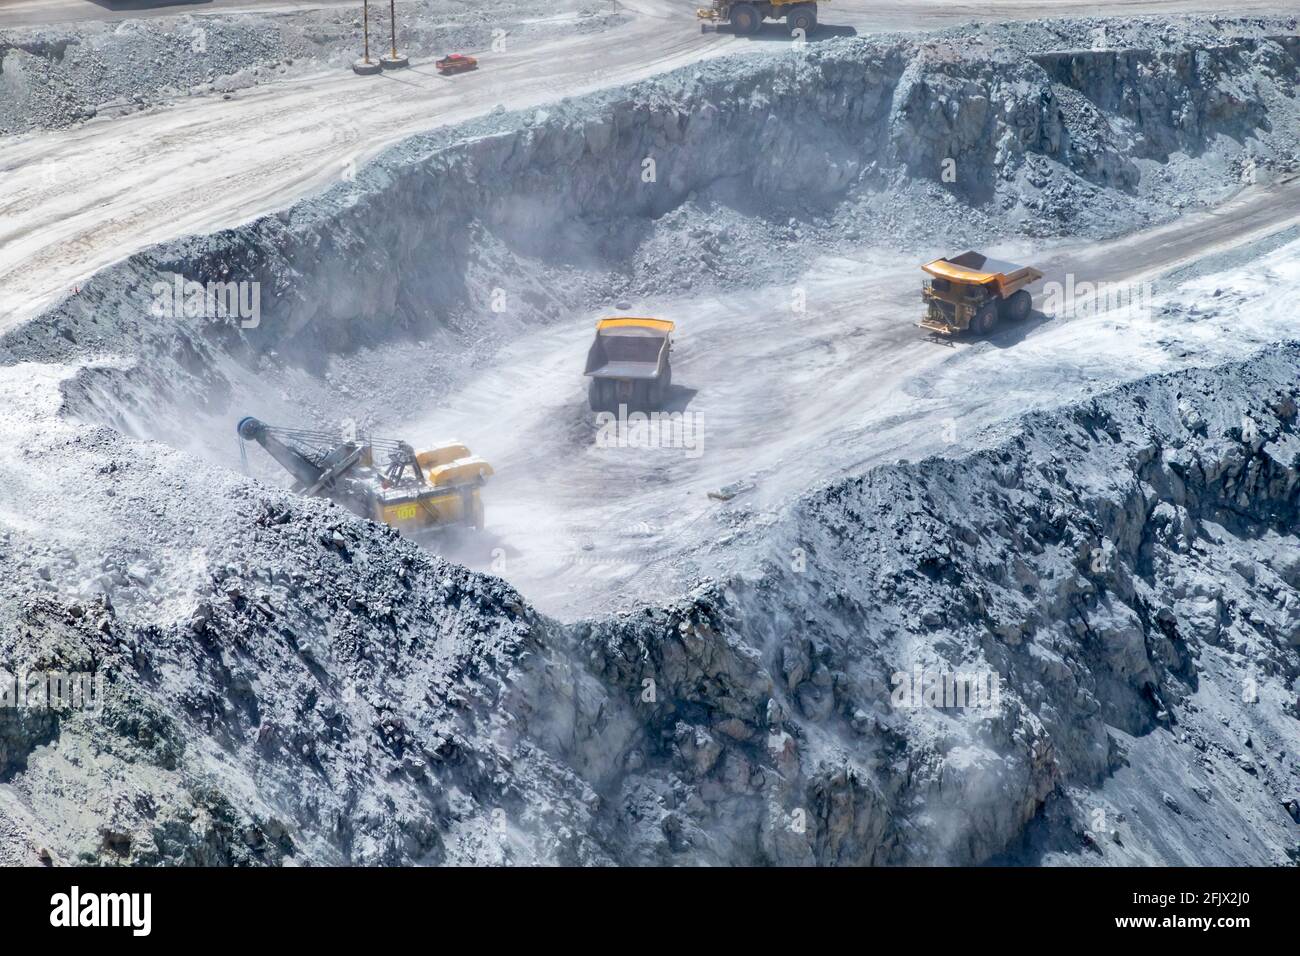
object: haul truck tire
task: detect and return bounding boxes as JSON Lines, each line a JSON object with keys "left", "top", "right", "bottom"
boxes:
{"left": 730, "top": 3, "right": 761, "bottom": 34}
{"left": 651, "top": 360, "right": 672, "bottom": 408}
{"left": 786, "top": 4, "right": 817, "bottom": 33}
{"left": 590, "top": 378, "right": 616, "bottom": 413}
{"left": 1002, "top": 288, "right": 1032, "bottom": 321}
{"left": 972, "top": 301, "right": 999, "bottom": 335}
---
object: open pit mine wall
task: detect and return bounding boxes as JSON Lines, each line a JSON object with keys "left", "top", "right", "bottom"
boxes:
{"left": 544, "top": 345, "right": 1300, "bottom": 865}
{"left": 3, "top": 30, "right": 1297, "bottom": 865}
{"left": 1031, "top": 36, "right": 1300, "bottom": 164}
{"left": 9, "top": 343, "right": 1296, "bottom": 865}
{"left": 5, "top": 31, "right": 1296, "bottom": 429}
{"left": 0, "top": 487, "right": 617, "bottom": 865}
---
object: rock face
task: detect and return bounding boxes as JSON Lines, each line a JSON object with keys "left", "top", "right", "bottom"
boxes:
{"left": 6, "top": 20, "right": 1298, "bottom": 424}
{"left": 0, "top": 490, "right": 607, "bottom": 865}
{"left": 552, "top": 346, "right": 1300, "bottom": 865}
{"left": 2, "top": 344, "right": 1295, "bottom": 866}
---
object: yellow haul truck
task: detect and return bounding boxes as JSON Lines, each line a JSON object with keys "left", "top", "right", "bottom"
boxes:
{"left": 236, "top": 417, "right": 492, "bottom": 532}
{"left": 920, "top": 251, "right": 1042, "bottom": 337}
{"left": 584, "top": 317, "right": 674, "bottom": 412}
{"left": 697, "top": 0, "right": 821, "bottom": 35}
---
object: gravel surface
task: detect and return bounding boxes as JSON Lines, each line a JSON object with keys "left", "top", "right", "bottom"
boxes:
{"left": 0, "top": 0, "right": 624, "bottom": 134}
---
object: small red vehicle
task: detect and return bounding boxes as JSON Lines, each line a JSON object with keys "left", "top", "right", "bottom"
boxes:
{"left": 435, "top": 54, "right": 478, "bottom": 76}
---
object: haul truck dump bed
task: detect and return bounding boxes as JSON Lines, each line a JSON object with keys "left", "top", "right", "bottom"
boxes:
{"left": 920, "top": 251, "right": 1042, "bottom": 336}
{"left": 584, "top": 317, "right": 674, "bottom": 412}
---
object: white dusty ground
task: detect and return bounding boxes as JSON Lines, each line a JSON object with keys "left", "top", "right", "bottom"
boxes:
{"left": 403, "top": 176, "right": 1300, "bottom": 618}
{"left": 4, "top": 0, "right": 1298, "bottom": 328}
{"left": 0, "top": 1, "right": 358, "bottom": 29}
{"left": 0, "top": 0, "right": 726, "bottom": 326}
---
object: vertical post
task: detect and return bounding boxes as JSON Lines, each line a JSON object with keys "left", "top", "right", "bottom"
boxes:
{"left": 380, "top": 0, "right": 409, "bottom": 69}
{"left": 353, "top": 0, "right": 381, "bottom": 74}
{"left": 390, "top": 0, "right": 398, "bottom": 60}
{"left": 363, "top": 0, "right": 372, "bottom": 63}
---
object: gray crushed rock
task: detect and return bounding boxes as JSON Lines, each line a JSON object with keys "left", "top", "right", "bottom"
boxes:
{"left": 0, "top": 0, "right": 624, "bottom": 135}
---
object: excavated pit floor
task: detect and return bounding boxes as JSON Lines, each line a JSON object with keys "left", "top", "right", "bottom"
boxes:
{"left": 15, "top": 15, "right": 1291, "bottom": 628}
{"left": 292, "top": 176, "right": 1300, "bottom": 619}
